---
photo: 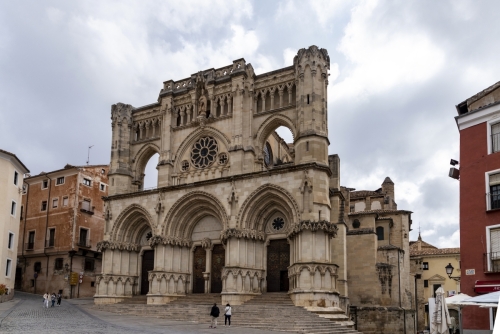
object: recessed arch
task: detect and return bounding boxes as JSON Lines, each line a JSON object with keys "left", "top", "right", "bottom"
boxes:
{"left": 111, "top": 204, "right": 154, "bottom": 244}
{"left": 237, "top": 184, "right": 300, "bottom": 232}
{"left": 132, "top": 143, "right": 160, "bottom": 189}
{"left": 162, "top": 191, "right": 228, "bottom": 239}
{"left": 255, "top": 114, "right": 297, "bottom": 150}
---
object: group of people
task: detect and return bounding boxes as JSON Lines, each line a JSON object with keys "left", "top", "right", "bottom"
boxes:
{"left": 209, "top": 303, "right": 232, "bottom": 328}
{"left": 42, "top": 292, "right": 61, "bottom": 308}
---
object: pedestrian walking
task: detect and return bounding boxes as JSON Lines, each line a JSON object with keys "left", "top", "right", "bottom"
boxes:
{"left": 43, "top": 293, "right": 49, "bottom": 308}
{"left": 209, "top": 303, "right": 220, "bottom": 328}
{"left": 51, "top": 293, "right": 56, "bottom": 307}
{"left": 57, "top": 292, "right": 62, "bottom": 306}
{"left": 224, "top": 303, "right": 232, "bottom": 327}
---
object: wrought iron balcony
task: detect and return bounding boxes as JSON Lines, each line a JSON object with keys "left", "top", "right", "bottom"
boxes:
{"left": 484, "top": 252, "right": 500, "bottom": 273}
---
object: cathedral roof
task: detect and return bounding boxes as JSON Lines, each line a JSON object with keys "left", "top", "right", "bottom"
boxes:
{"left": 350, "top": 190, "right": 383, "bottom": 199}
{"left": 348, "top": 209, "right": 412, "bottom": 216}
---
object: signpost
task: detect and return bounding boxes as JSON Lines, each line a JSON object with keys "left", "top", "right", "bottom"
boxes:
{"left": 69, "top": 272, "right": 78, "bottom": 286}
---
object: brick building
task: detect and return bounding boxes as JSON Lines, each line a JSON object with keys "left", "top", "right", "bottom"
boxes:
{"left": 455, "top": 80, "right": 500, "bottom": 332}
{"left": 0, "top": 149, "right": 29, "bottom": 301}
{"left": 16, "top": 164, "right": 108, "bottom": 298}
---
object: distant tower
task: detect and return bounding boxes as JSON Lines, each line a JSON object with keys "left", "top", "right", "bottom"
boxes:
{"left": 108, "top": 103, "right": 134, "bottom": 195}
{"left": 382, "top": 176, "right": 395, "bottom": 210}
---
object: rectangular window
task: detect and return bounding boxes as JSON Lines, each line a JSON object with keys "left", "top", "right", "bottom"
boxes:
{"left": 83, "top": 178, "right": 91, "bottom": 187}
{"left": 424, "top": 280, "right": 429, "bottom": 288}
{"left": 47, "top": 228, "right": 55, "bottom": 247}
{"left": 11, "top": 201, "right": 16, "bottom": 216}
{"left": 56, "top": 177, "right": 64, "bottom": 185}
{"left": 423, "top": 262, "right": 429, "bottom": 270}
{"left": 27, "top": 231, "right": 35, "bottom": 250}
{"left": 5, "top": 259, "right": 11, "bottom": 277}
{"left": 79, "top": 228, "right": 89, "bottom": 247}
{"left": 34, "top": 261, "right": 41, "bottom": 273}
{"left": 433, "top": 284, "right": 441, "bottom": 298}
{"left": 54, "top": 258, "right": 63, "bottom": 270}
{"left": 42, "top": 180, "right": 48, "bottom": 189}
{"left": 52, "top": 198, "right": 58, "bottom": 208}
{"left": 100, "top": 183, "right": 106, "bottom": 191}
{"left": 13, "top": 171, "right": 18, "bottom": 185}
{"left": 84, "top": 258, "right": 95, "bottom": 271}
{"left": 82, "top": 199, "right": 91, "bottom": 212}
{"left": 41, "top": 201, "right": 47, "bottom": 211}
{"left": 492, "top": 123, "right": 500, "bottom": 153}
{"left": 489, "top": 173, "right": 500, "bottom": 210}
{"left": 20, "top": 205, "right": 23, "bottom": 220}
{"left": 62, "top": 197, "right": 69, "bottom": 207}
{"left": 8, "top": 232, "right": 14, "bottom": 249}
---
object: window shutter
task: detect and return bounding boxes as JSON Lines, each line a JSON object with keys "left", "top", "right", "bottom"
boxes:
{"left": 490, "top": 228, "right": 500, "bottom": 253}
{"left": 82, "top": 200, "right": 90, "bottom": 211}
{"left": 490, "top": 173, "right": 500, "bottom": 186}
{"left": 492, "top": 123, "right": 500, "bottom": 135}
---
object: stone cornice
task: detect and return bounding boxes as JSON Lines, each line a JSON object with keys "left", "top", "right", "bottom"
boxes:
{"left": 148, "top": 235, "right": 192, "bottom": 248}
{"left": 220, "top": 228, "right": 265, "bottom": 243}
{"left": 96, "top": 240, "right": 141, "bottom": 252}
{"left": 287, "top": 220, "right": 338, "bottom": 239}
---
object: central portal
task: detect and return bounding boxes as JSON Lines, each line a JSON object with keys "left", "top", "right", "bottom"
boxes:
{"left": 141, "top": 250, "right": 155, "bottom": 295}
{"left": 267, "top": 239, "right": 290, "bottom": 292}
{"left": 211, "top": 244, "right": 225, "bottom": 293}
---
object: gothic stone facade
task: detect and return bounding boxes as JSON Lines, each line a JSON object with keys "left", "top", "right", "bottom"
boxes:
{"left": 96, "top": 45, "right": 415, "bottom": 333}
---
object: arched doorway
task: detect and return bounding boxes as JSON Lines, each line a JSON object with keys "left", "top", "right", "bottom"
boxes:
{"left": 267, "top": 239, "right": 290, "bottom": 292}
{"left": 211, "top": 244, "right": 225, "bottom": 293}
{"left": 141, "top": 250, "right": 154, "bottom": 295}
{"left": 193, "top": 246, "right": 206, "bottom": 293}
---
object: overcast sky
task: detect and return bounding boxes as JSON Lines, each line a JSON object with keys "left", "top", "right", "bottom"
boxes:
{"left": 1, "top": 0, "right": 499, "bottom": 248}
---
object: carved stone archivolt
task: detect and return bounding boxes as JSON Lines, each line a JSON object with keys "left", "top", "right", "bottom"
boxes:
{"left": 96, "top": 240, "right": 141, "bottom": 252}
{"left": 286, "top": 220, "right": 338, "bottom": 239}
{"left": 110, "top": 203, "right": 155, "bottom": 241}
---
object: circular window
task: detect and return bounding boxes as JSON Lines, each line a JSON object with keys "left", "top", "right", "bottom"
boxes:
{"left": 264, "top": 142, "right": 272, "bottom": 167}
{"left": 191, "top": 136, "right": 218, "bottom": 169}
{"left": 218, "top": 153, "right": 228, "bottom": 165}
{"left": 181, "top": 160, "right": 190, "bottom": 171}
{"left": 272, "top": 217, "right": 285, "bottom": 231}
{"left": 352, "top": 219, "right": 360, "bottom": 228}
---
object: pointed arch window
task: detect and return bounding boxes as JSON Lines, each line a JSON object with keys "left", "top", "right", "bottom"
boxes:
{"left": 264, "top": 142, "right": 273, "bottom": 167}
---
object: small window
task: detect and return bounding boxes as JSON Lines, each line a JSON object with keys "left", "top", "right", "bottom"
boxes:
{"left": 79, "top": 228, "right": 89, "bottom": 247}
{"left": 91, "top": 281, "right": 95, "bottom": 287}
{"left": 83, "top": 178, "right": 91, "bottom": 187}
{"left": 82, "top": 199, "right": 91, "bottom": 212}
{"left": 11, "top": 201, "right": 16, "bottom": 216}
{"left": 42, "top": 180, "right": 48, "bottom": 189}
{"left": 85, "top": 258, "right": 95, "bottom": 271}
{"left": 62, "top": 197, "right": 69, "bottom": 207}
{"left": 41, "top": 201, "right": 47, "bottom": 212}
{"left": 307, "top": 94, "right": 310, "bottom": 104}
{"left": 424, "top": 280, "right": 429, "bottom": 288}
{"left": 34, "top": 261, "right": 41, "bottom": 273}
{"left": 20, "top": 205, "right": 24, "bottom": 220}
{"left": 101, "top": 169, "right": 105, "bottom": 174}
{"left": 52, "top": 198, "right": 58, "bottom": 208}
{"left": 30, "top": 279, "right": 35, "bottom": 287}
{"left": 423, "top": 262, "right": 429, "bottom": 270}
{"left": 492, "top": 123, "right": 500, "bottom": 153}
{"left": 56, "top": 177, "right": 65, "bottom": 185}
{"left": 376, "top": 226, "right": 384, "bottom": 240}
{"left": 13, "top": 171, "right": 18, "bottom": 185}
{"left": 8, "top": 232, "right": 14, "bottom": 249}
{"left": 99, "top": 183, "right": 106, "bottom": 191}
{"left": 5, "top": 259, "right": 12, "bottom": 277}
{"left": 352, "top": 219, "right": 360, "bottom": 228}
{"left": 28, "top": 231, "right": 35, "bottom": 249}
{"left": 47, "top": 228, "right": 55, "bottom": 247}
{"left": 54, "top": 258, "right": 63, "bottom": 270}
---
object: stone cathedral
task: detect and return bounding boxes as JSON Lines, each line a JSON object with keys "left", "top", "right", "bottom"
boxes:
{"left": 96, "top": 46, "right": 416, "bottom": 333}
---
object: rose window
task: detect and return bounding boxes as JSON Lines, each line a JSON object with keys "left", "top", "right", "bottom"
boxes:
{"left": 191, "top": 136, "right": 218, "bottom": 169}
{"left": 272, "top": 217, "right": 285, "bottom": 231}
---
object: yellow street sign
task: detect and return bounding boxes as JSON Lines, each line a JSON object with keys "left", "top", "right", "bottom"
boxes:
{"left": 69, "top": 272, "right": 79, "bottom": 286}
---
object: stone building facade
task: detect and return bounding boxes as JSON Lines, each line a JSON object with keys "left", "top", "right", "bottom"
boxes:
{"left": 17, "top": 164, "right": 108, "bottom": 298}
{"left": 96, "top": 46, "right": 415, "bottom": 333}
{"left": 0, "top": 149, "right": 29, "bottom": 301}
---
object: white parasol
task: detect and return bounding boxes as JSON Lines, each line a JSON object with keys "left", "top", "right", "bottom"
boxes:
{"left": 431, "top": 287, "right": 451, "bottom": 334}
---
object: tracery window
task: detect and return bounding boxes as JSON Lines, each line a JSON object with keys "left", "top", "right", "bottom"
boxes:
{"left": 181, "top": 160, "right": 190, "bottom": 171}
{"left": 272, "top": 217, "right": 285, "bottom": 231}
{"left": 264, "top": 142, "right": 272, "bottom": 167}
{"left": 191, "top": 136, "right": 218, "bottom": 169}
{"left": 218, "top": 153, "right": 228, "bottom": 165}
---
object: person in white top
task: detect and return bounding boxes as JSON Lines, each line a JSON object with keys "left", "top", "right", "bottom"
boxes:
{"left": 224, "top": 303, "right": 232, "bottom": 327}
{"left": 43, "top": 293, "right": 49, "bottom": 308}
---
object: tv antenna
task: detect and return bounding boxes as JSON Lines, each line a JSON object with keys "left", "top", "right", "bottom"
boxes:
{"left": 87, "top": 145, "right": 94, "bottom": 165}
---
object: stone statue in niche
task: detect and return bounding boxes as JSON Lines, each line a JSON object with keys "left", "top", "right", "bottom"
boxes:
{"left": 198, "top": 92, "right": 207, "bottom": 116}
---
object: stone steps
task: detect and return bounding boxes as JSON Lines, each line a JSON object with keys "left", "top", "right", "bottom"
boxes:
{"left": 93, "top": 293, "right": 362, "bottom": 333}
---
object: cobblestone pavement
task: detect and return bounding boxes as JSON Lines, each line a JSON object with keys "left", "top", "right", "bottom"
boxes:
{"left": 0, "top": 292, "right": 277, "bottom": 334}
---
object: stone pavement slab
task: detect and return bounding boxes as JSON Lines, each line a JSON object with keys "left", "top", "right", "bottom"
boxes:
{"left": 0, "top": 292, "right": 280, "bottom": 334}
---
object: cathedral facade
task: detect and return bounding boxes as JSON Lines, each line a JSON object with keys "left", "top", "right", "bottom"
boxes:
{"left": 95, "top": 45, "right": 415, "bottom": 333}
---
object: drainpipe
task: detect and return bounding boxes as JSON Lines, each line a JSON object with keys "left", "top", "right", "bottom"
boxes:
{"left": 43, "top": 174, "right": 52, "bottom": 293}
{"left": 69, "top": 169, "right": 80, "bottom": 298}
{"left": 20, "top": 181, "right": 30, "bottom": 292}
{"left": 398, "top": 248, "right": 406, "bottom": 333}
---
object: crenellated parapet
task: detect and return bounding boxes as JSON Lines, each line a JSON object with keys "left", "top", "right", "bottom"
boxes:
{"left": 96, "top": 240, "right": 141, "bottom": 252}
{"left": 220, "top": 228, "right": 266, "bottom": 244}
{"left": 148, "top": 235, "right": 192, "bottom": 248}
{"left": 287, "top": 220, "right": 338, "bottom": 239}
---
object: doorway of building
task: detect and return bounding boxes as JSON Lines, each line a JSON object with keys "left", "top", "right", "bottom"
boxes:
{"left": 140, "top": 250, "right": 154, "bottom": 295}
{"left": 267, "top": 239, "right": 290, "bottom": 292}
{"left": 211, "top": 244, "right": 225, "bottom": 293}
{"left": 193, "top": 246, "right": 206, "bottom": 293}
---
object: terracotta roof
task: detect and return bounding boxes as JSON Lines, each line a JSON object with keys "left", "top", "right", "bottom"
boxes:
{"left": 410, "top": 247, "right": 460, "bottom": 257}
{"left": 348, "top": 209, "right": 412, "bottom": 216}
{"left": 409, "top": 239, "right": 437, "bottom": 250}
{"left": 27, "top": 164, "right": 109, "bottom": 180}
{"left": 0, "top": 148, "right": 30, "bottom": 173}
{"left": 350, "top": 190, "right": 383, "bottom": 199}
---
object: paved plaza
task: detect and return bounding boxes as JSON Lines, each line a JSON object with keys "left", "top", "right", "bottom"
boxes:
{"left": 0, "top": 292, "right": 278, "bottom": 334}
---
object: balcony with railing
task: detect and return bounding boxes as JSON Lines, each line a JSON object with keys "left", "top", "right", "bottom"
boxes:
{"left": 77, "top": 239, "right": 91, "bottom": 248}
{"left": 45, "top": 239, "right": 55, "bottom": 248}
{"left": 25, "top": 242, "right": 34, "bottom": 250}
{"left": 484, "top": 252, "right": 500, "bottom": 273}
{"left": 487, "top": 192, "right": 500, "bottom": 211}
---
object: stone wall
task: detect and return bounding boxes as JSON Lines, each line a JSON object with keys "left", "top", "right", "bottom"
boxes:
{"left": 354, "top": 306, "right": 416, "bottom": 334}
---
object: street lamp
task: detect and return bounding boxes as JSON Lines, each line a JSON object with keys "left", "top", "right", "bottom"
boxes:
{"left": 445, "top": 263, "right": 460, "bottom": 282}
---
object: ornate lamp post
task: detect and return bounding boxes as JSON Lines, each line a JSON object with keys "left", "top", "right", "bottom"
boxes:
{"left": 445, "top": 263, "right": 460, "bottom": 282}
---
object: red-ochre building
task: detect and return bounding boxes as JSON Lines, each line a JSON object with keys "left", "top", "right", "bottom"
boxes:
{"left": 456, "top": 81, "right": 500, "bottom": 332}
